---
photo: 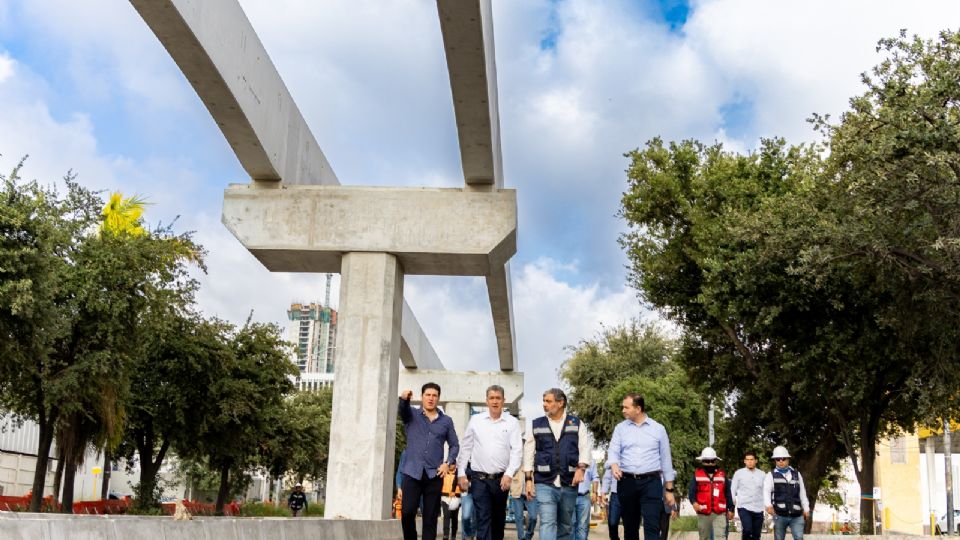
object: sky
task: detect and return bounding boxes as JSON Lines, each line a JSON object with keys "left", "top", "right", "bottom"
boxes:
{"left": 1, "top": 0, "right": 958, "bottom": 420}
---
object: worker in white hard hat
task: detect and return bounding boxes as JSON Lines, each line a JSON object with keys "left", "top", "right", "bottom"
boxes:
{"left": 762, "top": 446, "right": 809, "bottom": 540}
{"left": 687, "top": 447, "right": 733, "bottom": 540}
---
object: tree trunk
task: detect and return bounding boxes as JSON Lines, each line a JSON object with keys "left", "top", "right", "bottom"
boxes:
{"left": 51, "top": 448, "right": 65, "bottom": 509}
{"left": 28, "top": 420, "right": 54, "bottom": 512}
{"left": 796, "top": 435, "right": 841, "bottom": 533}
{"left": 859, "top": 431, "right": 878, "bottom": 534}
{"left": 59, "top": 460, "right": 77, "bottom": 514}
{"left": 100, "top": 450, "right": 111, "bottom": 500}
{"left": 215, "top": 463, "right": 231, "bottom": 515}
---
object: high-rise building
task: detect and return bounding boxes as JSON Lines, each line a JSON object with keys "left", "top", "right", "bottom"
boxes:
{"left": 286, "top": 302, "right": 337, "bottom": 391}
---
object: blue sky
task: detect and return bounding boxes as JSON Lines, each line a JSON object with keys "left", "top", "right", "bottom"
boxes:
{"left": 1, "top": 0, "right": 957, "bottom": 417}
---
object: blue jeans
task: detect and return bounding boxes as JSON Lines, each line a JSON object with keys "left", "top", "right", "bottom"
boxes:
{"left": 511, "top": 496, "right": 538, "bottom": 540}
{"left": 575, "top": 493, "right": 591, "bottom": 540}
{"left": 461, "top": 493, "right": 477, "bottom": 539}
{"left": 536, "top": 483, "right": 578, "bottom": 540}
{"left": 773, "top": 515, "right": 804, "bottom": 540}
{"left": 607, "top": 493, "right": 622, "bottom": 540}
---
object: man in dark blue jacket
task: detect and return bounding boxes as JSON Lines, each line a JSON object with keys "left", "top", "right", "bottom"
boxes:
{"left": 398, "top": 383, "right": 460, "bottom": 540}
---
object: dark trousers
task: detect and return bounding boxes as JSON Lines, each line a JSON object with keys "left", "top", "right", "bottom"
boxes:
{"left": 442, "top": 500, "right": 460, "bottom": 539}
{"left": 739, "top": 509, "right": 764, "bottom": 540}
{"left": 607, "top": 493, "right": 622, "bottom": 540}
{"left": 402, "top": 472, "right": 443, "bottom": 540}
{"left": 618, "top": 476, "right": 663, "bottom": 540}
{"left": 470, "top": 476, "right": 509, "bottom": 540}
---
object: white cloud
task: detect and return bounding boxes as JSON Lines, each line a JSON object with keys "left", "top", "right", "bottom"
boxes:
{"left": 0, "top": 53, "right": 13, "bottom": 83}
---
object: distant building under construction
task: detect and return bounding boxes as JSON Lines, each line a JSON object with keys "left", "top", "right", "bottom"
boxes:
{"left": 286, "top": 302, "right": 337, "bottom": 391}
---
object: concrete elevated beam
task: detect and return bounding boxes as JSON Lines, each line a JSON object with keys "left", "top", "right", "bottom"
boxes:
{"left": 400, "top": 302, "right": 442, "bottom": 369}
{"left": 130, "top": 0, "right": 445, "bottom": 371}
{"left": 436, "top": 0, "right": 516, "bottom": 370}
{"left": 222, "top": 185, "right": 517, "bottom": 275}
{"left": 437, "top": 0, "right": 504, "bottom": 188}
{"left": 129, "top": 0, "right": 336, "bottom": 185}
{"left": 398, "top": 369, "right": 523, "bottom": 406}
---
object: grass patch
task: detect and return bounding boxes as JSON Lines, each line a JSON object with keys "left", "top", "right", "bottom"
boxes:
{"left": 670, "top": 516, "right": 699, "bottom": 532}
{"left": 303, "top": 504, "right": 324, "bottom": 517}
{"left": 239, "top": 502, "right": 292, "bottom": 517}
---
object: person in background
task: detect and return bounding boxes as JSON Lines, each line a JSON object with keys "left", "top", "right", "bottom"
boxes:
{"left": 763, "top": 446, "right": 809, "bottom": 540}
{"left": 287, "top": 483, "right": 308, "bottom": 517}
{"left": 574, "top": 460, "right": 599, "bottom": 540}
{"left": 687, "top": 447, "right": 733, "bottom": 540}
{"left": 442, "top": 468, "right": 463, "bottom": 540}
{"left": 731, "top": 451, "right": 766, "bottom": 540}
{"left": 600, "top": 466, "right": 621, "bottom": 540}
{"left": 510, "top": 468, "right": 538, "bottom": 540}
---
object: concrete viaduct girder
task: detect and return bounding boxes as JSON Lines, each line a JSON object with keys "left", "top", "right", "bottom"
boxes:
{"left": 128, "top": 0, "right": 446, "bottom": 371}
{"left": 129, "top": 0, "right": 519, "bottom": 520}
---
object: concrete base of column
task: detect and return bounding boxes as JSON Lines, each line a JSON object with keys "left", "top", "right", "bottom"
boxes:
{"left": 325, "top": 253, "right": 404, "bottom": 520}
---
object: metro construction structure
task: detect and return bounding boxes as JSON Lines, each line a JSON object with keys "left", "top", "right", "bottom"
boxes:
{"left": 129, "top": 0, "right": 524, "bottom": 523}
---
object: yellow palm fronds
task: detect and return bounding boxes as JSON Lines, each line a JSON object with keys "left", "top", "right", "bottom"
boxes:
{"left": 101, "top": 192, "right": 147, "bottom": 237}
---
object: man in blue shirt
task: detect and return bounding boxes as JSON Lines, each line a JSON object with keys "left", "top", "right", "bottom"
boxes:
{"left": 600, "top": 467, "right": 621, "bottom": 540}
{"left": 399, "top": 383, "right": 460, "bottom": 540}
{"left": 606, "top": 393, "right": 676, "bottom": 540}
{"left": 574, "top": 460, "right": 598, "bottom": 540}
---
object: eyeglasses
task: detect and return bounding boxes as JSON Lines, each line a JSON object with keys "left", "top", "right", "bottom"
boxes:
{"left": 702, "top": 460, "right": 717, "bottom": 465}
{"left": 775, "top": 458, "right": 789, "bottom": 462}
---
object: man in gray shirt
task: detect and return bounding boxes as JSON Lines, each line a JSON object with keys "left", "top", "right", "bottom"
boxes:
{"left": 731, "top": 451, "right": 765, "bottom": 540}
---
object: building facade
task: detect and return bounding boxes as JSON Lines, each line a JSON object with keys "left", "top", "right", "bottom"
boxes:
{"left": 286, "top": 302, "right": 337, "bottom": 391}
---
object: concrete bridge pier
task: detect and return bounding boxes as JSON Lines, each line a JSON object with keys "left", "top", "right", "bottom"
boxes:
{"left": 325, "top": 253, "right": 404, "bottom": 520}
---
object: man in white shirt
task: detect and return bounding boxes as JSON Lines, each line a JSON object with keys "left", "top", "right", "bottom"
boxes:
{"left": 522, "top": 388, "right": 594, "bottom": 540}
{"left": 763, "top": 446, "right": 809, "bottom": 540}
{"left": 731, "top": 451, "right": 766, "bottom": 540}
{"left": 457, "top": 385, "right": 523, "bottom": 540}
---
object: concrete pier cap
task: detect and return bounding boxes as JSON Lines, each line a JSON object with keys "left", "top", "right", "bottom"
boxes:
{"left": 222, "top": 184, "right": 517, "bottom": 275}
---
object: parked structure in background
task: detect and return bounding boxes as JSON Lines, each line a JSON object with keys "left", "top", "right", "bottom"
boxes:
{"left": 286, "top": 302, "right": 338, "bottom": 392}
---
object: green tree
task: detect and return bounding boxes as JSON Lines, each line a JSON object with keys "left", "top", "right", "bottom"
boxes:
{"left": 559, "top": 321, "right": 708, "bottom": 499}
{"left": 118, "top": 313, "right": 231, "bottom": 511}
{"left": 261, "top": 388, "right": 334, "bottom": 485}
{"left": 618, "top": 138, "right": 850, "bottom": 523}
{"left": 197, "top": 319, "right": 296, "bottom": 514}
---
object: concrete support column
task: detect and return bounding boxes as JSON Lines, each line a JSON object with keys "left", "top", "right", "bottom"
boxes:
{"left": 443, "top": 402, "right": 472, "bottom": 452}
{"left": 325, "top": 253, "right": 404, "bottom": 520}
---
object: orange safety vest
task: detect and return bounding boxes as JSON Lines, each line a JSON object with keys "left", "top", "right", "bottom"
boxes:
{"left": 441, "top": 471, "right": 462, "bottom": 496}
{"left": 694, "top": 468, "right": 727, "bottom": 514}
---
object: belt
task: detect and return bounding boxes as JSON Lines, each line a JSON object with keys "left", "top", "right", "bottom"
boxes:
{"left": 621, "top": 470, "right": 661, "bottom": 479}
{"left": 472, "top": 471, "right": 505, "bottom": 481}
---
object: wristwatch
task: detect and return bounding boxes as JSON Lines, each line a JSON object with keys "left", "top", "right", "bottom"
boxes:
{"left": 664, "top": 487, "right": 675, "bottom": 493}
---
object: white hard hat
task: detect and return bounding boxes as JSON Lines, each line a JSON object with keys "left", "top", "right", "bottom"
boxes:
{"left": 697, "top": 447, "right": 721, "bottom": 461}
{"left": 772, "top": 446, "right": 791, "bottom": 459}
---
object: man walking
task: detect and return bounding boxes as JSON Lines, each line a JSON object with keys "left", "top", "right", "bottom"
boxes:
{"left": 523, "top": 388, "right": 593, "bottom": 540}
{"left": 287, "top": 483, "right": 307, "bottom": 517}
{"left": 606, "top": 393, "right": 676, "bottom": 540}
{"left": 399, "top": 383, "right": 460, "bottom": 540}
{"left": 732, "top": 451, "right": 766, "bottom": 540}
{"left": 687, "top": 447, "right": 732, "bottom": 540}
{"left": 763, "top": 446, "right": 809, "bottom": 540}
{"left": 574, "top": 460, "right": 599, "bottom": 540}
{"left": 600, "top": 466, "right": 621, "bottom": 540}
{"left": 457, "top": 385, "right": 523, "bottom": 540}
{"left": 510, "top": 469, "right": 537, "bottom": 540}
